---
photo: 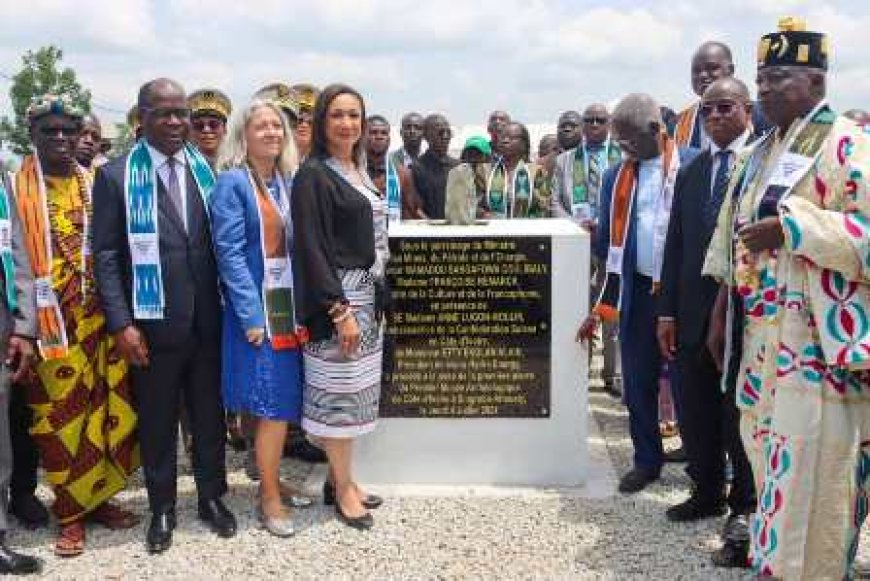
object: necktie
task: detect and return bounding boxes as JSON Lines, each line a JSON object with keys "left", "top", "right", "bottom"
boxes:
{"left": 705, "top": 150, "right": 731, "bottom": 228}
{"left": 587, "top": 147, "right": 603, "bottom": 202}
{"left": 166, "top": 157, "right": 185, "bottom": 232}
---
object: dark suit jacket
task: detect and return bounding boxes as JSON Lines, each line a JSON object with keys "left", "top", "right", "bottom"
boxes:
{"left": 92, "top": 147, "right": 222, "bottom": 349}
{"left": 658, "top": 149, "right": 724, "bottom": 348}
{"left": 594, "top": 147, "right": 699, "bottom": 339}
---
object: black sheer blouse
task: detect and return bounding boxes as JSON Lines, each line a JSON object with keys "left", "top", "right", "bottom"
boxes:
{"left": 292, "top": 156, "right": 375, "bottom": 340}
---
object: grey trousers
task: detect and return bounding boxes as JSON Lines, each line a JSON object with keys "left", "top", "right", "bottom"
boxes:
{"left": 0, "top": 366, "right": 12, "bottom": 531}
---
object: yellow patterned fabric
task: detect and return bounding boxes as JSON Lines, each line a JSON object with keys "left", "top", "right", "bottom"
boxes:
{"left": 25, "top": 175, "right": 139, "bottom": 524}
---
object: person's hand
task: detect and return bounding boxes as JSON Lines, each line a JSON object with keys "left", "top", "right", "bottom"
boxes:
{"left": 336, "top": 313, "right": 361, "bottom": 357}
{"left": 580, "top": 219, "right": 597, "bottom": 237}
{"left": 706, "top": 285, "right": 729, "bottom": 372}
{"left": 738, "top": 217, "right": 784, "bottom": 253}
{"left": 246, "top": 327, "right": 266, "bottom": 347}
{"left": 656, "top": 318, "right": 677, "bottom": 361}
{"left": 115, "top": 325, "right": 149, "bottom": 367}
{"left": 576, "top": 314, "right": 600, "bottom": 343}
{"left": 6, "top": 336, "right": 35, "bottom": 383}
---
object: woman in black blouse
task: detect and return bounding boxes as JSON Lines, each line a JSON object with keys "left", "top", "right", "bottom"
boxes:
{"left": 291, "top": 84, "right": 388, "bottom": 530}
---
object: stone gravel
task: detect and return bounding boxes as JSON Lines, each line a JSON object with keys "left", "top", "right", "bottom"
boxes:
{"left": 8, "top": 390, "right": 868, "bottom": 579}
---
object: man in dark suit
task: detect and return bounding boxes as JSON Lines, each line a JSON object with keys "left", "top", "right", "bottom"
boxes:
{"left": 92, "top": 78, "right": 235, "bottom": 554}
{"left": 578, "top": 94, "right": 698, "bottom": 493}
{"left": 657, "top": 77, "right": 756, "bottom": 568}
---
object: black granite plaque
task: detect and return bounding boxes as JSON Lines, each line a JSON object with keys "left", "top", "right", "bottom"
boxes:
{"left": 381, "top": 236, "right": 551, "bottom": 418}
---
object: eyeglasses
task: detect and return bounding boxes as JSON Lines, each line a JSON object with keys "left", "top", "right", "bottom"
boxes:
{"left": 38, "top": 124, "right": 81, "bottom": 137}
{"left": 583, "top": 116, "right": 608, "bottom": 125}
{"left": 191, "top": 118, "right": 224, "bottom": 131}
{"left": 143, "top": 107, "right": 191, "bottom": 121}
{"left": 699, "top": 100, "right": 743, "bottom": 118}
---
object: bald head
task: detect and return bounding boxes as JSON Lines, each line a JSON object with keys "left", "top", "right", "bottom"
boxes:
{"left": 702, "top": 77, "right": 753, "bottom": 148}
{"left": 691, "top": 41, "right": 735, "bottom": 96}
{"left": 612, "top": 94, "right": 662, "bottom": 161}
{"left": 137, "top": 78, "right": 185, "bottom": 111}
{"left": 138, "top": 78, "right": 188, "bottom": 156}
{"left": 703, "top": 77, "right": 750, "bottom": 102}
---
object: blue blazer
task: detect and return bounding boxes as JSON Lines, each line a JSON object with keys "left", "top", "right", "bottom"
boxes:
{"left": 209, "top": 168, "right": 293, "bottom": 331}
{"left": 594, "top": 147, "right": 700, "bottom": 337}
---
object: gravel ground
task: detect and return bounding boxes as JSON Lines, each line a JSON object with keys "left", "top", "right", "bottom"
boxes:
{"left": 9, "top": 387, "right": 869, "bottom": 579}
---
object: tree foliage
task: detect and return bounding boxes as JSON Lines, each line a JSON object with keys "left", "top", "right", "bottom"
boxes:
{"left": 0, "top": 46, "right": 91, "bottom": 156}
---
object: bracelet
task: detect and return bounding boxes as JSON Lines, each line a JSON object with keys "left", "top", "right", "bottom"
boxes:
{"left": 332, "top": 310, "right": 353, "bottom": 324}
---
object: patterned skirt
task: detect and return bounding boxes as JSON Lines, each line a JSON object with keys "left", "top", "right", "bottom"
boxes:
{"left": 302, "top": 269, "right": 383, "bottom": 438}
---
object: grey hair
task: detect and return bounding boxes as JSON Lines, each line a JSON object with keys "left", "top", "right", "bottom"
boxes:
{"left": 216, "top": 98, "right": 298, "bottom": 175}
{"left": 612, "top": 93, "right": 662, "bottom": 130}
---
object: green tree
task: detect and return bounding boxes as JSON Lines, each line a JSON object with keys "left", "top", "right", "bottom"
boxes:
{"left": 111, "top": 122, "right": 136, "bottom": 157}
{"left": 0, "top": 46, "right": 91, "bottom": 156}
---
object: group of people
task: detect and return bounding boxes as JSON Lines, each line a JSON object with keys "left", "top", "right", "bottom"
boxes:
{"left": 0, "top": 14, "right": 864, "bottom": 580}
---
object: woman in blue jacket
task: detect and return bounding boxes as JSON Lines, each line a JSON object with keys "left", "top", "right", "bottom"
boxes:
{"left": 210, "top": 98, "right": 311, "bottom": 537}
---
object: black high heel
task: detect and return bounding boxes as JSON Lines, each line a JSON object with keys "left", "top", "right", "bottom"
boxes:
{"left": 334, "top": 503, "right": 373, "bottom": 531}
{"left": 323, "top": 480, "right": 383, "bottom": 510}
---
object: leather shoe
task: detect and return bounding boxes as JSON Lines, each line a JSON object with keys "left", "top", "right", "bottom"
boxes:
{"left": 323, "top": 481, "right": 383, "bottom": 510}
{"left": 711, "top": 539, "right": 750, "bottom": 568}
{"left": 618, "top": 468, "right": 659, "bottom": 494}
{"left": 666, "top": 494, "right": 726, "bottom": 522}
{"left": 9, "top": 494, "right": 49, "bottom": 529}
{"left": 146, "top": 510, "right": 176, "bottom": 555}
{"left": 198, "top": 498, "right": 237, "bottom": 538}
{"left": 0, "top": 537, "right": 41, "bottom": 575}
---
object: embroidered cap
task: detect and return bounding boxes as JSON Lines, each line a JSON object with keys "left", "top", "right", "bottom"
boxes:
{"left": 290, "top": 83, "right": 320, "bottom": 113}
{"left": 254, "top": 82, "right": 300, "bottom": 122}
{"left": 27, "top": 93, "right": 84, "bottom": 123}
{"left": 188, "top": 88, "right": 232, "bottom": 120}
{"left": 757, "top": 17, "right": 829, "bottom": 70}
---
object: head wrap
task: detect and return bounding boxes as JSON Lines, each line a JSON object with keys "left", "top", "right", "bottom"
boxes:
{"left": 27, "top": 93, "right": 83, "bottom": 124}
{"left": 188, "top": 88, "right": 232, "bottom": 120}
{"left": 290, "top": 83, "right": 319, "bottom": 113}
{"left": 254, "top": 83, "right": 300, "bottom": 121}
{"left": 757, "top": 17, "right": 829, "bottom": 71}
{"left": 463, "top": 136, "right": 492, "bottom": 156}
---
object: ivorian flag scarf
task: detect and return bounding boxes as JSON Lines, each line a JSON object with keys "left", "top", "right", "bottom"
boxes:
{"left": 124, "top": 140, "right": 215, "bottom": 320}
{"left": 593, "top": 135, "right": 680, "bottom": 322}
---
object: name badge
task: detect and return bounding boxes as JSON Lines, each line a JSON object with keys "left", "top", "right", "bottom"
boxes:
{"left": 572, "top": 203, "right": 593, "bottom": 222}
{"left": 768, "top": 152, "right": 813, "bottom": 189}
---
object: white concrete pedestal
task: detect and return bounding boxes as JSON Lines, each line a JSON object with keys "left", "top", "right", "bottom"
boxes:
{"left": 356, "top": 218, "right": 590, "bottom": 487}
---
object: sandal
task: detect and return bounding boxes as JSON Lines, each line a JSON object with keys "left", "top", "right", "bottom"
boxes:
{"left": 55, "top": 521, "right": 85, "bottom": 558}
{"left": 88, "top": 502, "right": 140, "bottom": 530}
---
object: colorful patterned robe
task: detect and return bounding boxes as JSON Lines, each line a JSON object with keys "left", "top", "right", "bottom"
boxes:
{"left": 704, "top": 113, "right": 870, "bottom": 580}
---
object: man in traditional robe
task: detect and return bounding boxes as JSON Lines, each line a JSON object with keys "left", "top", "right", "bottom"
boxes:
{"left": 704, "top": 18, "right": 870, "bottom": 579}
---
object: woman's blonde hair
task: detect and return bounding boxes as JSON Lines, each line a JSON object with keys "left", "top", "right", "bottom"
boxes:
{"left": 216, "top": 98, "right": 299, "bottom": 175}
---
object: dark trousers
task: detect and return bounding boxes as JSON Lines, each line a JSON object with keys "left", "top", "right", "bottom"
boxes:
{"left": 131, "top": 337, "right": 227, "bottom": 513}
{"left": 621, "top": 274, "right": 669, "bottom": 472}
{"left": 9, "top": 383, "right": 38, "bottom": 500}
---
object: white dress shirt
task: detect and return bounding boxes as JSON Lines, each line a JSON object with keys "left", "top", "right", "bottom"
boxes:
{"left": 635, "top": 155, "right": 662, "bottom": 277}
{"left": 708, "top": 129, "right": 750, "bottom": 194}
{"left": 146, "top": 143, "right": 189, "bottom": 231}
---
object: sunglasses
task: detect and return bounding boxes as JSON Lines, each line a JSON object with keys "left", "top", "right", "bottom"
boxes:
{"left": 38, "top": 124, "right": 81, "bottom": 137}
{"left": 192, "top": 118, "right": 224, "bottom": 131}
{"left": 583, "top": 116, "right": 608, "bottom": 125}
{"left": 143, "top": 107, "right": 191, "bottom": 121}
{"left": 699, "top": 100, "right": 743, "bottom": 118}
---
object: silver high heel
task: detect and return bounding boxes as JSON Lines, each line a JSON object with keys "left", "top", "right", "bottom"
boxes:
{"left": 256, "top": 504, "right": 296, "bottom": 538}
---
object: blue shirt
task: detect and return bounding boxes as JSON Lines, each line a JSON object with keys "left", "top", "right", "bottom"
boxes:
{"left": 635, "top": 155, "right": 662, "bottom": 276}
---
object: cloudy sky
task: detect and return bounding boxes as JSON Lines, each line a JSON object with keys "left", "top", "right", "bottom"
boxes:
{"left": 0, "top": 0, "right": 867, "bottom": 129}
